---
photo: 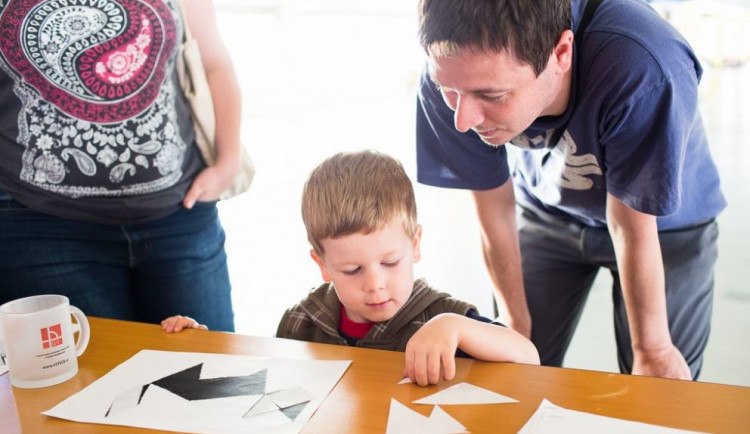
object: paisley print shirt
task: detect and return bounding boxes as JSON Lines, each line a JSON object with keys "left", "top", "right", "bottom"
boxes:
{"left": 0, "top": 0, "right": 205, "bottom": 224}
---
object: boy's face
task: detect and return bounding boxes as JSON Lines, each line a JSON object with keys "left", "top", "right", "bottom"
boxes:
{"left": 311, "top": 219, "right": 422, "bottom": 323}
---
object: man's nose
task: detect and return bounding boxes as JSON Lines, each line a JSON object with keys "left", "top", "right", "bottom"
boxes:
{"left": 454, "top": 95, "right": 483, "bottom": 133}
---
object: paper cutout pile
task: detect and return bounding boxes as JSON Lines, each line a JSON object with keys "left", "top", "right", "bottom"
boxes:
{"left": 43, "top": 350, "right": 351, "bottom": 434}
{"left": 387, "top": 381, "right": 698, "bottom": 434}
{"left": 105, "top": 364, "right": 314, "bottom": 421}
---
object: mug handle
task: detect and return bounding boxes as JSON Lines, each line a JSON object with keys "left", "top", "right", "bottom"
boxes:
{"left": 69, "top": 306, "right": 90, "bottom": 357}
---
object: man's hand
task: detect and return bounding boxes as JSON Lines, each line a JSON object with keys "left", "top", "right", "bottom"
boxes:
{"left": 632, "top": 343, "right": 691, "bottom": 380}
{"left": 606, "top": 193, "right": 690, "bottom": 380}
{"left": 183, "top": 160, "right": 239, "bottom": 209}
{"left": 403, "top": 315, "right": 461, "bottom": 386}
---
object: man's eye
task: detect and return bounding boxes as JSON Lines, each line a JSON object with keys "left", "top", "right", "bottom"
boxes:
{"left": 480, "top": 93, "right": 506, "bottom": 102}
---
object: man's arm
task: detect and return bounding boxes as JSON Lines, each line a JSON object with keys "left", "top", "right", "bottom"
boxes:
{"left": 606, "top": 193, "right": 691, "bottom": 380}
{"left": 472, "top": 180, "right": 530, "bottom": 338}
{"left": 181, "top": 0, "right": 242, "bottom": 208}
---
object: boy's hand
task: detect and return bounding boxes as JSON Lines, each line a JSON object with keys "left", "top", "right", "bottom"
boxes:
{"left": 403, "top": 314, "right": 461, "bottom": 386}
{"left": 161, "top": 315, "right": 208, "bottom": 333}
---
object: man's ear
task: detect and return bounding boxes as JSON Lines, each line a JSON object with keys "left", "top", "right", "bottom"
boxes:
{"left": 412, "top": 224, "right": 423, "bottom": 263}
{"left": 552, "top": 29, "right": 574, "bottom": 72}
{"left": 310, "top": 249, "right": 332, "bottom": 282}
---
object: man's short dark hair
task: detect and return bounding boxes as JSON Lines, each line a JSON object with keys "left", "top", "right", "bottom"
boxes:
{"left": 419, "top": 0, "right": 571, "bottom": 76}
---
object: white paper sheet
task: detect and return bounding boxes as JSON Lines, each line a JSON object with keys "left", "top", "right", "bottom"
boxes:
{"left": 385, "top": 398, "right": 467, "bottom": 434}
{"left": 518, "top": 399, "right": 705, "bottom": 434}
{"left": 412, "top": 382, "right": 519, "bottom": 405}
{"left": 43, "top": 350, "right": 351, "bottom": 434}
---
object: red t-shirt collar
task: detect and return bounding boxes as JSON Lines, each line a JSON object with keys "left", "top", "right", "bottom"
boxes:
{"left": 339, "top": 306, "right": 374, "bottom": 339}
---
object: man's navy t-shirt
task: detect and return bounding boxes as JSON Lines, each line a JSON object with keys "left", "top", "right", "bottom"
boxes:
{"left": 416, "top": 0, "right": 725, "bottom": 230}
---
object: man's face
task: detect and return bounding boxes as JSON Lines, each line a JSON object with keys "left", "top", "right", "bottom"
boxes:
{"left": 311, "top": 219, "right": 422, "bottom": 323}
{"left": 428, "top": 45, "right": 570, "bottom": 146}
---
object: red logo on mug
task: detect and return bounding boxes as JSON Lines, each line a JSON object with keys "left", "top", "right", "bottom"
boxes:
{"left": 41, "top": 324, "right": 63, "bottom": 349}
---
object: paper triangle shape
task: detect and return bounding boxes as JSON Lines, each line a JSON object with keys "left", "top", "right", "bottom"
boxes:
{"left": 268, "top": 386, "right": 313, "bottom": 409}
{"left": 280, "top": 402, "right": 308, "bottom": 421}
{"left": 386, "top": 399, "right": 467, "bottom": 434}
{"left": 429, "top": 406, "right": 468, "bottom": 432}
{"left": 518, "top": 399, "right": 698, "bottom": 433}
{"left": 386, "top": 399, "right": 430, "bottom": 433}
{"left": 413, "top": 382, "right": 518, "bottom": 405}
{"left": 243, "top": 395, "right": 278, "bottom": 417}
{"left": 243, "top": 386, "right": 314, "bottom": 419}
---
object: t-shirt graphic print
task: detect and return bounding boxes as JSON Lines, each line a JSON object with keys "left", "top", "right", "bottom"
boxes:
{"left": 0, "top": 0, "right": 185, "bottom": 199}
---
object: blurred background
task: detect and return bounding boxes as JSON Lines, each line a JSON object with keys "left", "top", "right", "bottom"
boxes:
{"left": 211, "top": 0, "right": 750, "bottom": 387}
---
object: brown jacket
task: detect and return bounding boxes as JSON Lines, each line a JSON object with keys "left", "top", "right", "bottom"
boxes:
{"left": 275, "top": 279, "right": 476, "bottom": 352}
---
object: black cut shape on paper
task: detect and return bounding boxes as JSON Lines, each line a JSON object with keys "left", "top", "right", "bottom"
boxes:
{"left": 280, "top": 402, "right": 308, "bottom": 421}
{"left": 152, "top": 364, "right": 267, "bottom": 401}
{"left": 105, "top": 384, "right": 151, "bottom": 417}
{"left": 138, "top": 384, "right": 150, "bottom": 402}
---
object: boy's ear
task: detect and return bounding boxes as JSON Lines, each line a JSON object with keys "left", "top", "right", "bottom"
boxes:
{"left": 310, "top": 249, "right": 333, "bottom": 282}
{"left": 412, "top": 224, "right": 423, "bottom": 263}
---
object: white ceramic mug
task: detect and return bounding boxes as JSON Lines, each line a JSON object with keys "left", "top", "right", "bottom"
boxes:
{"left": 0, "top": 294, "right": 90, "bottom": 388}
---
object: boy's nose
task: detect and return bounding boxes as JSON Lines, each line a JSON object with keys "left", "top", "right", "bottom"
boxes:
{"left": 364, "top": 269, "right": 386, "bottom": 292}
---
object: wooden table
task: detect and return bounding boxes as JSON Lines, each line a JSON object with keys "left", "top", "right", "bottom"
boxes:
{"left": 1, "top": 317, "right": 749, "bottom": 433}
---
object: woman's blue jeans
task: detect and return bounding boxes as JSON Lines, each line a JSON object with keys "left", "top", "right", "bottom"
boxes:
{"left": 0, "top": 191, "right": 234, "bottom": 332}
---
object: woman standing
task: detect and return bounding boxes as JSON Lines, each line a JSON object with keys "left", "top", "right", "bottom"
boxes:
{"left": 0, "top": 0, "right": 244, "bottom": 331}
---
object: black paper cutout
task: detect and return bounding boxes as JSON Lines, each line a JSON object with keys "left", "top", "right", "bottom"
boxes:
{"left": 152, "top": 364, "right": 267, "bottom": 401}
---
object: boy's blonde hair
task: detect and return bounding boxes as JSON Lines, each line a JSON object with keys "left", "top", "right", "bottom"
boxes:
{"left": 302, "top": 150, "right": 418, "bottom": 255}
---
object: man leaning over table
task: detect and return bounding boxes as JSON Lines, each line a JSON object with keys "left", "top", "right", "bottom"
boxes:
{"left": 415, "top": 0, "right": 725, "bottom": 380}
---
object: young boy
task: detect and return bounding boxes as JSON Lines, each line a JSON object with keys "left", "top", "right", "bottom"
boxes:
{"left": 164, "top": 151, "right": 539, "bottom": 385}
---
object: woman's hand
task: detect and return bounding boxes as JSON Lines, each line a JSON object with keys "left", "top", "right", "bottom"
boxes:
{"left": 182, "top": 156, "right": 240, "bottom": 208}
